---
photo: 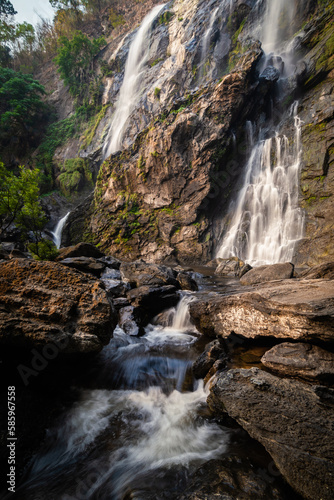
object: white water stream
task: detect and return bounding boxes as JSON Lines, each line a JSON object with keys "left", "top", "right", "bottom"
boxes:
{"left": 217, "top": 103, "right": 304, "bottom": 265}
{"left": 51, "top": 212, "right": 70, "bottom": 249}
{"left": 199, "top": 6, "right": 219, "bottom": 82}
{"left": 102, "top": 4, "right": 166, "bottom": 159}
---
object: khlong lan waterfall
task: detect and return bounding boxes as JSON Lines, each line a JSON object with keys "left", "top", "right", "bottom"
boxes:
{"left": 216, "top": 0, "right": 305, "bottom": 266}
{"left": 102, "top": 4, "right": 166, "bottom": 159}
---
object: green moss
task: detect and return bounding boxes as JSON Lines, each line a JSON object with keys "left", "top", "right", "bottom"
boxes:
{"left": 316, "top": 30, "right": 334, "bottom": 71}
{"left": 150, "top": 58, "right": 164, "bottom": 67}
{"left": 158, "top": 11, "right": 174, "bottom": 25}
{"left": 58, "top": 158, "right": 93, "bottom": 196}
{"left": 154, "top": 87, "right": 161, "bottom": 99}
{"left": 80, "top": 105, "right": 110, "bottom": 150}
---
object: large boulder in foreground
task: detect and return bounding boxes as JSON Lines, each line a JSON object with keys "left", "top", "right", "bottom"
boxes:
{"left": 240, "top": 263, "right": 294, "bottom": 285}
{"left": 189, "top": 279, "right": 334, "bottom": 342}
{"left": 208, "top": 368, "right": 334, "bottom": 500}
{"left": 0, "top": 259, "right": 117, "bottom": 353}
{"left": 262, "top": 342, "right": 334, "bottom": 382}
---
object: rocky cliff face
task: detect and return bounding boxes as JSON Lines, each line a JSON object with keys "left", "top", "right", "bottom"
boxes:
{"left": 51, "top": 0, "right": 333, "bottom": 266}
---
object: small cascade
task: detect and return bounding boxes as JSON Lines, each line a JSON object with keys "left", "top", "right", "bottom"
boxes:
{"left": 199, "top": 6, "right": 219, "bottom": 82}
{"left": 217, "top": 103, "right": 304, "bottom": 266}
{"left": 172, "top": 294, "right": 196, "bottom": 330}
{"left": 51, "top": 212, "right": 70, "bottom": 249}
{"left": 102, "top": 4, "right": 166, "bottom": 159}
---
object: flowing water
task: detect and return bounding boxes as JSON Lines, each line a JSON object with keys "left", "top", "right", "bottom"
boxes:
{"left": 199, "top": 6, "right": 219, "bottom": 82}
{"left": 14, "top": 295, "right": 230, "bottom": 499}
{"left": 51, "top": 212, "right": 70, "bottom": 249}
{"left": 102, "top": 4, "right": 166, "bottom": 159}
{"left": 217, "top": 103, "right": 304, "bottom": 265}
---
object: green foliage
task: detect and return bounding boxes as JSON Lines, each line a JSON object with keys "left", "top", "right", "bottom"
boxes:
{"left": 0, "top": 68, "right": 48, "bottom": 153}
{"left": 0, "top": 163, "right": 46, "bottom": 246}
{"left": 100, "top": 60, "right": 113, "bottom": 76}
{"left": 109, "top": 8, "right": 125, "bottom": 29}
{"left": 158, "top": 11, "right": 173, "bottom": 25}
{"left": 80, "top": 104, "right": 109, "bottom": 150}
{"left": 154, "top": 87, "right": 161, "bottom": 99}
{"left": 54, "top": 30, "right": 106, "bottom": 98}
{"left": 28, "top": 238, "right": 59, "bottom": 261}
{"left": 150, "top": 58, "right": 164, "bottom": 67}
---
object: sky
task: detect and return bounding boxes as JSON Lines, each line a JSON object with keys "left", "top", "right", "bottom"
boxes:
{"left": 12, "top": 0, "right": 55, "bottom": 26}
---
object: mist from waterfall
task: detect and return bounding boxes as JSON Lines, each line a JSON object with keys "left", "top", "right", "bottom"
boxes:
{"left": 102, "top": 4, "right": 166, "bottom": 159}
{"left": 217, "top": 104, "right": 304, "bottom": 266}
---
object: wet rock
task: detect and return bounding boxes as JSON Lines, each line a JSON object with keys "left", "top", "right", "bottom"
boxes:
{"left": 127, "top": 284, "right": 179, "bottom": 323}
{"left": 180, "top": 456, "right": 290, "bottom": 500}
{"left": 0, "top": 259, "right": 116, "bottom": 353}
{"left": 215, "top": 258, "right": 245, "bottom": 277}
{"left": 193, "top": 340, "right": 227, "bottom": 379}
{"left": 113, "top": 297, "right": 130, "bottom": 310}
{"left": 301, "top": 262, "right": 334, "bottom": 280}
{"left": 259, "top": 66, "right": 280, "bottom": 82}
{"left": 261, "top": 342, "right": 334, "bottom": 382}
{"left": 98, "top": 255, "right": 121, "bottom": 270}
{"left": 189, "top": 279, "right": 334, "bottom": 342}
{"left": 240, "top": 263, "right": 294, "bottom": 285}
{"left": 239, "top": 263, "right": 252, "bottom": 278}
{"left": 208, "top": 368, "right": 334, "bottom": 500}
{"left": 59, "top": 256, "right": 106, "bottom": 277}
{"left": 57, "top": 242, "right": 105, "bottom": 260}
{"left": 176, "top": 271, "right": 198, "bottom": 291}
{"left": 119, "top": 306, "right": 144, "bottom": 337}
{"left": 120, "top": 261, "right": 179, "bottom": 288}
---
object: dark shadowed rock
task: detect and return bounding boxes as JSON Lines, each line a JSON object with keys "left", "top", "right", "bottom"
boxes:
{"left": 57, "top": 242, "right": 105, "bottom": 260}
{"left": 301, "top": 262, "right": 334, "bottom": 280}
{"left": 261, "top": 342, "right": 334, "bottom": 382}
{"left": 208, "top": 368, "right": 334, "bottom": 500}
{"left": 176, "top": 271, "right": 198, "bottom": 291}
{"left": 0, "top": 259, "right": 117, "bottom": 353}
{"left": 180, "top": 456, "right": 290, "bottom": 500}
{"left": 127, "top": 285, "right": 179, "bottom": 323}
{"left": 59, "top": 256, "right": 106, "bottom": 277}
{"left": 239, "top": 263, "right": 252, "bottom": 278}
{"left": 193, "top": 340, "right": 227, "bottom": 379}
{"left": 215, "top": 258, "right": 245, "bottom": 277}
{"left": 189, "top": 279, "right": 334, "bottom": 342}
{"left": 240, "top": 263, "right": 294, "bottom": 285}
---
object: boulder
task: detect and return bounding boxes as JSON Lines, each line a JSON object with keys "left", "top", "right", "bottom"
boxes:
{"left": 0, "top": 259, "right": 117, "bottom": 353}
{"left": 208, "top": 368, "right": 334, "bottom": 500}
{"left": 120, "top": 261, "right": 179, "bottom": 288}
{"left": 240, "top": 263, "right": 294, "bottom": 285}
{"left": 261, "top": 342, "right": 334, "bottom": 382}
{"left": 189, "top": 279, "right": 334, "bottom": 342}
{"left": 301, "top": 262, "right": 334, "bottom": 280}
{"left": 57, "top": 242, "right": 105, "bottom": 260}
{"left": 59, "top": 256, "right": 106, "bottom": 277}
{"left": 215, "top": 258, "right": 245, "bottom": 277}
{"left": 127, "top": 285, "right": 179, "bottom": 323}
{"left": 192, "top": 340, "right": 227, "bottom": 379}
{"left": 180, "top": 456, "right": 290, "bottom": 500}
{"left": 239, "top": 263, "right": 252, "bottom": 278}
{"left": 176, "top": 271, "right": 198, "bottom": 291}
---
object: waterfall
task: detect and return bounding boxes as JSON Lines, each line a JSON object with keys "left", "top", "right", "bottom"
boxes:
{"left": 261, "top": 0, "right": 295, "bottom": 53}
{"left": 217, "top": 103, "right": 304, "bottom": 266}
{"left": 199, "top": 7, "right": 219, "bottom": 82}
{"left": 102, "top": 4, "right": 166, "bottom": 159}
{"left": 172, "top": 294, "right": 196, "bottom": 330}
{"left": 51, "top": 212, "right": 70, "bottom": 249}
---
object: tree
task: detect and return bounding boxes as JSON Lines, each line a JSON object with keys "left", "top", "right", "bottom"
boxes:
{"left": 0, "top": 68, "right": 48, "bottom": 152}
{"left": 54, "top": 30, "right": 105, "bottom": 97}
{"left": 0, "top": 0, "right": 17, "bottom": 18}
{"left": 0, "top": 163, "right": 46, "bottom": 240}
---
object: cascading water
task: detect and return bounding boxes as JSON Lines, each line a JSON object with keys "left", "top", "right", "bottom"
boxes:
{"left": 102, "top": 4, "right": 166, "bottom": 159}
{"left": 15, "top": 297, "right": 229, "bottom": 499}
{"left": 51, "top": 212, "right": 70, "bottom": 249}
{"left": 199, "top": 6, "right": 219, "bottom": 82}
{"left": 217, "top": 103, "right": 304, "bottom": 266}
